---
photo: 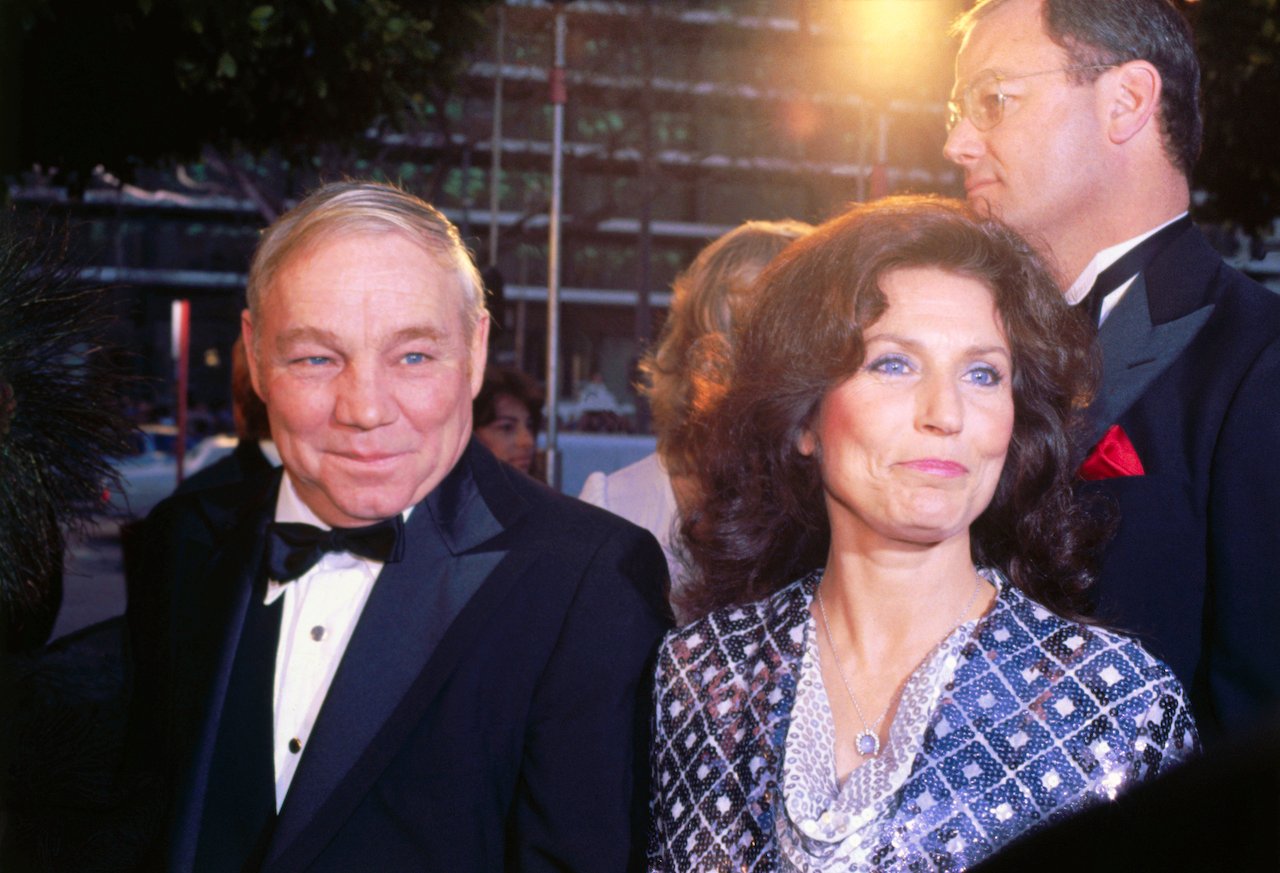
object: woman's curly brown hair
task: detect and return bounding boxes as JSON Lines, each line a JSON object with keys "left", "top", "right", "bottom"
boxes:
{"left": 678, "top": 196, "right": 1103, "bottom": 622}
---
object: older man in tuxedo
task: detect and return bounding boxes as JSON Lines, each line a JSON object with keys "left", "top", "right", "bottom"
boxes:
{"left": 944, "top": 0, "right": 1280, "bottom": 741}
{"left": 127, "top": 182, "right": 671, "bottom": 872}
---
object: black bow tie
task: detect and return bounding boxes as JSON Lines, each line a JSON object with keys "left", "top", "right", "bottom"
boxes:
{"left": 266, "top": 516, "right": 405, "bottom": 582}
{"left": 1080, "top": 215, "right": 1192, "bottom": 326}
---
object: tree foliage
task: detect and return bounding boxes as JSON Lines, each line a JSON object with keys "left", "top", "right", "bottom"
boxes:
{"left": 1191, "top": 0, "right": 1280, "bottom": 231}
{"left": 11, "top": 0, "right": 1280, "bottom": 231}
{"left": 0, "top": 211, "right": 133, "bottom": 649}
{"left": 11, "top": 0, "right": 496, "bottom": 185}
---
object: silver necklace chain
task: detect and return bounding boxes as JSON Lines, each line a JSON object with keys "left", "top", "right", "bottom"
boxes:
{"left": 815, "top": 570, "right": 985, "bottom": 758}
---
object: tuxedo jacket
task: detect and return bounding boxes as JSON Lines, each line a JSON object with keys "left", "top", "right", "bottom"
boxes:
{"left": 175, "top": 439, "right": 274, "bottom": 495}
{"left": 1080, "top": 222, "right": 1280, "bottom": 741}
{"left": 121, "top": 440, "right": 275, "bottom": 646}
{"left": 125, "top": 440, "right": 672, "bottom": 872}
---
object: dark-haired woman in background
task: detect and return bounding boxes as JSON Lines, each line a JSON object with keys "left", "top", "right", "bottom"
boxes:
{"left": 473, "top": 366, "right": 544, "bottom": 480}
{"left": 648, "top": 197, "right": 1197, "bottom": 872}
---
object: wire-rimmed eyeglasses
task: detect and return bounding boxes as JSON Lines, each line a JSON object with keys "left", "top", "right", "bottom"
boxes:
{"left": 946, "top": 64, "right": 1116, "bottom": 133}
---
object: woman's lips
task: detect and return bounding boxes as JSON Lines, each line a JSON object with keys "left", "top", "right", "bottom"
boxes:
{"left": 899, "top": 458, "right": 968, "bottom": 477}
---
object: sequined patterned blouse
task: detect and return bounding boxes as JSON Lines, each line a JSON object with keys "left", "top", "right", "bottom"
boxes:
{"left": 647, "top": 569, "right": 1198, "bottom": 872}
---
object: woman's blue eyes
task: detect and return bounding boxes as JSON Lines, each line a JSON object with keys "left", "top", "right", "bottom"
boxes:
{"left": 403, "top": 352, "right": 427, "bottom": 365}
{"left": 866, "top": 355, "right": 1004, "bottom": 386}
{"left": 868, "top": 355, "right": 911, "bottom": 375}
{"left": 966, "top": 365, "right": 1003, "bottom": 387}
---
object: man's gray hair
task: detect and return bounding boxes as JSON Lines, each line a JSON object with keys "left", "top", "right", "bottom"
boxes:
{"left": 246, "top": 181, "right": 488, "bottom": 339}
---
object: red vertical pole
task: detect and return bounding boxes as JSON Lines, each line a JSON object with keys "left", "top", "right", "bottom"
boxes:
{"left": 173, "top": 299, "right": 191, "bottom": 484}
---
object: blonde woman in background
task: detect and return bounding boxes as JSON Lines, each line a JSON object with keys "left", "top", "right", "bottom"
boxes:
{"left": 579, "top": 219, "right": 811, "bottom": 619}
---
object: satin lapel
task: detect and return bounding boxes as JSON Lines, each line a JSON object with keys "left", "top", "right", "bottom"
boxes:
{"left": 1085, "top": 273, "right": 1214, "bottom": 449}
{"left": 167, "top": 485, "right": 277, "bottom": 873}
{"left": 266, "top": 445, "right": 522, "bottom": 870}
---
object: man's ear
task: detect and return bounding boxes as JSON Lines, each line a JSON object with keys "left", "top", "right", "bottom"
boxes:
{"left": 469, "top": 312, "right": 491, "bottom": 398}
{"left": 1106, "top": 60, "right": 1161, "bottom": 145}
{"left": 241, "top": 310, "right": 266, "bottom": 402}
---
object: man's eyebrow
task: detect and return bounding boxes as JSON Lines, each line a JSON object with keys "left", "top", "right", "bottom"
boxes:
{"left": 952, "top": 69, "right": 995, "bottom": 96}
{"left": 275, "top": 326, "right": 341, "bottom": 350}
{"left": 389, "top": 325, "right": 447, "bottom": 345}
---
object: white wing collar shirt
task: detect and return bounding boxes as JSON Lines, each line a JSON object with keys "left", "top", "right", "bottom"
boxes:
{"left": 1065, "top": 212, "right": 1189, "bottom": 326}
{"left": 265, "top": 473, "right": 412, "bottom": 810}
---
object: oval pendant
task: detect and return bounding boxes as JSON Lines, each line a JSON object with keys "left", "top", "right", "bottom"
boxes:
{"left": 855, "top": 730, "right": 880, "bottom": 757}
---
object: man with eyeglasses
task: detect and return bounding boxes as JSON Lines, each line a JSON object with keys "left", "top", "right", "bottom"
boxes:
{"left": 945, "top": 0, "right": 1280, "bottom": 745}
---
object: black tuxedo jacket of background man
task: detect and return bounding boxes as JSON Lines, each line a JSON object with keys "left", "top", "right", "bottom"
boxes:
{"left": 1080, "top": 221, "right": 1280, "bottom": 742}
{"left": 175, "top": 438, "right": 274, "bottom": 495}
{"left": 125, "top": 440, "right": 672, "bottom": 872}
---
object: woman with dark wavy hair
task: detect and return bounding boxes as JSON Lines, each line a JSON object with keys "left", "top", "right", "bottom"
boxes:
{"left": 648, "top": 197, "right": 1198, "bottom": 872}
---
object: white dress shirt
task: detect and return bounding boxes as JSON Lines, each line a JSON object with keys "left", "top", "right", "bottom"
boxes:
{"left": 265, "top": 474, "right": 410, "bottom": 810}
{"left": 1065, "top": 212, "right": 1188, "bottom": 326}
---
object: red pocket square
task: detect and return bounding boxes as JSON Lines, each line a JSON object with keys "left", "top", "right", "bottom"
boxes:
{"left": 1079, "top": 424, "right": 1145, "bottom": 480}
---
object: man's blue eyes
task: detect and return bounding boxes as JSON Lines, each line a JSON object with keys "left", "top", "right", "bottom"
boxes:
{"left": 295, "top": 353, "right": 430, "bottom": 365}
